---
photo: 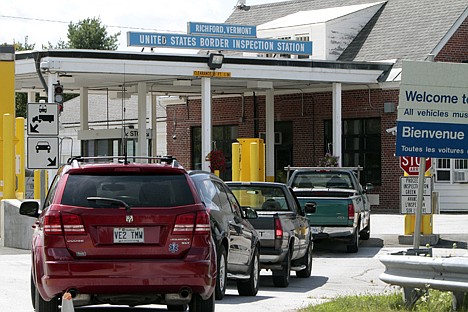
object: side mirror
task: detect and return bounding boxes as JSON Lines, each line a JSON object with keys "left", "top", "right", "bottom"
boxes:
{"left": 304, "top": 202, "right": 316, "bottom": 214}
{"left": 365, "top": 183, "right": 374, "bottom": 193}
{"left": 241, "top": 206, "right": 258, "bottom": 219}
{"left": 19, "top": 201, "right": 40, "bottom": 218}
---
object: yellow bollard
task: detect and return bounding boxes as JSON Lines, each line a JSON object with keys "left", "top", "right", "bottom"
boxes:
{"left": 0, "top": 45, "right": 15, "bottom": 200}
{"left": 34, "top": 170, "right": 41, "bottom": 200}
{"left": 232, "top": 142, "right": 240, "bottom": 181}
{"left": 3, "top": 114, "right": 15, "bottom": 199}
{"left": 250, "top": 142, "right": 259, "bottom": 181}
{"left": 15, "top": 117, "right": 25, "bottom": 199}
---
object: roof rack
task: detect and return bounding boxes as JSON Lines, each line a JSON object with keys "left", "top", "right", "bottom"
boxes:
{"left": 67, "top": 155, "right": 181, "bottom": 168}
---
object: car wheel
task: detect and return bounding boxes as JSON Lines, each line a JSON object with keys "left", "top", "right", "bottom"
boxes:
{"left": 272, "top": 250, "right": 291, "bottom": 287}
{"left": 30, "top": 273, "right": 36, "bottom": 309}
{"left": 215, "top": 245, "right": 227, "bottom": 300}
{"left": 237, "top": 246, "right": 260, "bottom": 296}
{"left": 189, "top": 292, "right": 215, "bottom": 312}
{"left": 347, "top": 225, "right": 360, "bottom": 253}
{"left": 167, "top": 304, "right": 188, "bottom": 311}
{"left": 34, "top": 284, "right": 59, "bottom": 312}
{"left": 360, "top": 221, "right": 371, "bottom": 240}
{"left": 296, "top": 240, "right": 313, "bottom": 278}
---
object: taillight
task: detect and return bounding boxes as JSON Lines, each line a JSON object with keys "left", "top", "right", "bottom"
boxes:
{"left": 274, "top": 215, "right": 283, "bottom": 239}
{"left": 173, "top": 211, "right": 211, "bottom": 235}
{"left": 348, "top": 203, "right": 355, "bottom": 220}
{"left": 62, "top": 213, "right": 86, "bottom": 235}
{"left": 195, "top": 211, "right": 210, "bottom": 234}
{"left": 44, "top": 211, "right": 63, "bottom": 235}
{"left": 43, "top": 211, "right": 85, "bottom": 235}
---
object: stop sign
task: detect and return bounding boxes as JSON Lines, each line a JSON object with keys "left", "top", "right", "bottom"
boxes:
{"left": 399, "top": 156, "right": 432, "bottom": 175}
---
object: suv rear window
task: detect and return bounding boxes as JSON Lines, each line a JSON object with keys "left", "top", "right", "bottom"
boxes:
{"left": 61, "top": 174, "right": 195, "bottom": 207}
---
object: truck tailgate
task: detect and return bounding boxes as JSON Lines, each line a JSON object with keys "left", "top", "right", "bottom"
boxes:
{"left": 297, "top": 197, "right": 350, "bottom": 226}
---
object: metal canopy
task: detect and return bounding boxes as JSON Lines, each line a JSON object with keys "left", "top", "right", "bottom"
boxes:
{"left": 14, "top": 49, "right": 393, "bottom": 96}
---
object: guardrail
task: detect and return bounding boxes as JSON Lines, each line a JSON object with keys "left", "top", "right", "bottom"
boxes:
{"left": 379, "top": 254, "right": 468, "bottom": 310}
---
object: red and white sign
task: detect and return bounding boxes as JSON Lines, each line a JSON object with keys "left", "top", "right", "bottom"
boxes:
{"left": 399, "top": 156, "right": 432, "bottom": 175}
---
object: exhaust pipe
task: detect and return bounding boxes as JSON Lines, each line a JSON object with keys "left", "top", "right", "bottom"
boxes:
{"left": 165, "top": 288, "right": 192, "bottom": 304}
{"left": 64, "top": 289, "right": 91, "bottom": 306}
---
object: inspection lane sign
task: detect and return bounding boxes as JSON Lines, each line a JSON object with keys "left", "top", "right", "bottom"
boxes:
{"left": 27, "top": 137, "right": 59, "bottom": 169}
{"left": 127, "top": 31, "right": 313, "bottom": 55}
{"left": 27, "top": 103, "right": 59, "bottom": 136}
{"left": 400, "top": 176, "right": 432, "bottom": 214}
{"left": 395, "top": 61, "right": 468, "bottom": 159}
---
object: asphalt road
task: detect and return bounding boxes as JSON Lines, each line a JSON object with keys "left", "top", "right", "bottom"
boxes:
{"left": 1, "top": 214, "right": 467, "bottom": 312}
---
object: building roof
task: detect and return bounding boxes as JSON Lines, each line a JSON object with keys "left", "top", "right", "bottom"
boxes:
{"left": 226, "top": 0, "right": 468, "bottom": 66}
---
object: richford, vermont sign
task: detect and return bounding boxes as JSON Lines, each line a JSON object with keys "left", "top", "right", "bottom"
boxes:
{"left": 127, "top": 22, "right": 313, "bottom": 55}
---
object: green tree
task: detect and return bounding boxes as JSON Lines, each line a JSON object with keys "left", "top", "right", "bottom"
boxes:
{"left": 67, "top": 17, "right": 120, "bottom": 50}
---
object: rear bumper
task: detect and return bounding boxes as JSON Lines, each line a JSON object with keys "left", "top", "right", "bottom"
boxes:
{"left": 38, "top": 259, "right": 215, "bottom": 301}
{"left": 311, "top": 226, "right": 354, "bottom": 240}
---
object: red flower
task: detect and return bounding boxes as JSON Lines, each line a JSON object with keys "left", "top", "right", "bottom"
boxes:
{"left": 207, "top": 150, "right": 226, "bottom": 172}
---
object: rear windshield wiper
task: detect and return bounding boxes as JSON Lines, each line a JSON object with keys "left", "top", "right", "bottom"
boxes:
{"left": 87, "top": 197, "right": 131, "bottom": 213}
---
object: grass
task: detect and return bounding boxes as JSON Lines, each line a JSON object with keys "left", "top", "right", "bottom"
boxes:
{"left": 299, "top": 289, "right": 468, "bottom": 312}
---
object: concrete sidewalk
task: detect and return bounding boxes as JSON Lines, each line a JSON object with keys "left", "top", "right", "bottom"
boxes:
{"left": 368, "top": 213, "right": 468, "bottom": 249}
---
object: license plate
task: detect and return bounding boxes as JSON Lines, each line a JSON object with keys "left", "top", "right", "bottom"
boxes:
{"left": 113, "top": 227, "right": 144, "bottom": 243}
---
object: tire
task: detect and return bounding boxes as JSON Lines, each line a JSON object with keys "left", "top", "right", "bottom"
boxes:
{"left": 34, "top": 284, "right": 59, "bottom": 312}
{"left": 215, "top": 245, "right": 228, "bottom": 300}
{"left": 167, "top": 304, "right": 188, "bottom": 311}
{"left": 272, "top": 250, "right": 291, "bottom": 287}
{"left": 296, "top": 240, "right": 313, "bottom": 278}
{"left": 360, "top": 221, "right": 371, "bottom": 240}
{"left": 347, "top": 226, "right": 360, "bottom": 253}
{"left": 189, "top": 292, "right": 215, "bottom": 312}
{"left": 30, "top": 274, "right": 36, "bottom": 309}
{"left": 237, "top": 246, "right": 260, "bottom": 296}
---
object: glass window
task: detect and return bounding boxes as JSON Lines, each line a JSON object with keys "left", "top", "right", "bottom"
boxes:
{"left": 325, "top": 118, "right": 381, "bottom": 185}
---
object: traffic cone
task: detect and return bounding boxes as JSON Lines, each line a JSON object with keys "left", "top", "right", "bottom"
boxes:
{"left": 61, "top": 292, "right": 75, "bottom": 312}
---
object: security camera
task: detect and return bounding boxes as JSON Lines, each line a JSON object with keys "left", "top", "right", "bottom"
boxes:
{"left": 172, "top": 134, "right": 177, "bottom": 140}
{"left": 40, "top": 60, "right": 50, "bottom": 71}
{"left": 386, "top": 127, "right": 397, "bottom": 135}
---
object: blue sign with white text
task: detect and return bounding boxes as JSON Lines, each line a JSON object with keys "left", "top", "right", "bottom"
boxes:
{"left": 127, "top": 32, "right": 313, "bottom": 55}
{"left": 396, "top": 120, "right": 468, "bottom": 159}
{"left": 187, "top": 22, "right": 257, "bottom": 37}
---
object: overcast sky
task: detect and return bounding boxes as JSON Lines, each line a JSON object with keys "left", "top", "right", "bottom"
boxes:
{"left": 1, "top": 0, "right": 285, "bottom": 52}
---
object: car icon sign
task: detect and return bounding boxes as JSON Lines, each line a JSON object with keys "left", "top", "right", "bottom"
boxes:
{"left": 35, "top": 141, "right": 51, "bottom": 153}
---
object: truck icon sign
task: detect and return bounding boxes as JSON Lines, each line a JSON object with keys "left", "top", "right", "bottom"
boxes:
{"left": 32, "top": 115, "right": 54, "bottom": 123}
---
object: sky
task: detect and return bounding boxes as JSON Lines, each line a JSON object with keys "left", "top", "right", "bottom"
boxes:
{"left": 0, "top": 0, "right": 286, "bottom": 52}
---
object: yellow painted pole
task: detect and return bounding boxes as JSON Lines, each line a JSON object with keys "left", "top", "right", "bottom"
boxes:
{"left": 15, "top": 117, "right": 25, "bottom": 199}
{"left": 232, "top": 142, "right": 240, "bottom": 181}
{"left": 0, "top": 45, "right": 15, "bottom": 200}
{"left": 34, "top": 170, "right": 41, "bottom": 200}
{"left": 250, "top": 142, "right": 259, "bottom": 182}
{"left": 3, "top": 114, "right": 15, "bottom": 198}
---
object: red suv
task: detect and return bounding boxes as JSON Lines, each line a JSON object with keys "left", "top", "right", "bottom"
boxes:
{"left": 20, "top": 156, "right": 216, "bottom": 312}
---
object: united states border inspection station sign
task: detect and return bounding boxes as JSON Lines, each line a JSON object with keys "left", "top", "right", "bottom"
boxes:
{"left": 128, "top": 21, "right": 312, "bottom": 55}
{"left": 395, "top": 61, "right": 468, "bottom": 159}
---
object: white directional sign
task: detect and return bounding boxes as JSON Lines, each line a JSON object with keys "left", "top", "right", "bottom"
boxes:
{"left": 27, "top": 103, "right": 59, "bottom": 136}
{"left": 400, "top": 176, "right": 432, "bottom": 214}
{"left": 27, "top": 137, "right": 59, "bottom": 169}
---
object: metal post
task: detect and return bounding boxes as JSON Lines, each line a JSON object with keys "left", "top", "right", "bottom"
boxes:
{"left": 332, "top": 82, "right": 342, "bottom": 166}
{"left": 413, "top": 157, "right": 426, "bottom": 249}
{"left": 201, "top": 77, "right": 212, "bottom": 172}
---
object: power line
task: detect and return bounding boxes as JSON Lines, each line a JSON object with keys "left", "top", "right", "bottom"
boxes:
{"left": 0, "top": 14, "right": 179, "bottom": 32}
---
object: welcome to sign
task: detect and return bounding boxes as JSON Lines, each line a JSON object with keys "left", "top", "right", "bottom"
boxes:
{"left": 395, "top": 61, "right": 468, "bottom": 159}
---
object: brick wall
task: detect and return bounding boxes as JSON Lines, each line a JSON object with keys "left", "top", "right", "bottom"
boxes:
{"left": 435, "top": 17, "right": 468, "bottom": 63}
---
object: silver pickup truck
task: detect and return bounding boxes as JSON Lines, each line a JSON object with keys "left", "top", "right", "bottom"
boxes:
{"left": 226, "top": 181, "right": 315, "bottom": 287}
